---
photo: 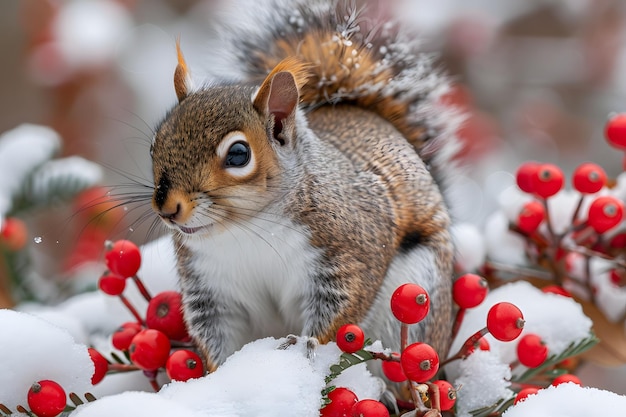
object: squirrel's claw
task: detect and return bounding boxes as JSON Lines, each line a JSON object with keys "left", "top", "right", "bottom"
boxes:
{"left": 275, "top": 335, "right": 319, "bottom": 362}
{"left": 276, "top": 334, "right": 299, "bottom": 350}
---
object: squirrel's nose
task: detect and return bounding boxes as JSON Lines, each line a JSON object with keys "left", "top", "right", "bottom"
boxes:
{"left": 158, "top": 202, "right": 181, "bottom": 222}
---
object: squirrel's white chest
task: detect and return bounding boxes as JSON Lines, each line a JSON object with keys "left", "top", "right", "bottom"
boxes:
{"left": 183, "top": 217, "right": 319, "bottom": 337}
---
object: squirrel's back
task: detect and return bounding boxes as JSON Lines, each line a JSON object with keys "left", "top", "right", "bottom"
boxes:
{"left": 213, "top": 0, "right": 460, "bottom": 181}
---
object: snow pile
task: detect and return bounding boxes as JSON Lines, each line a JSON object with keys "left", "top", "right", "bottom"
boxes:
{"left": 503, "top": 383, "right": 626, "bottom": 417}
{"left": 0, "top": 309, "right": 94, "bottom": 410}
{"left": 0, "top": 124, "right": 61, "bottom": 217}
{"left": 454, "top": 350, "right": 514, "bottom": 414}
{"left": 72, "top": 337, "right": 378, "bottom": 417}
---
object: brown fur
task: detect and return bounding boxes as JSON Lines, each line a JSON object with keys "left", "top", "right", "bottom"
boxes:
{"left": 252, "top": 32, "right": 425, "bottom": 146}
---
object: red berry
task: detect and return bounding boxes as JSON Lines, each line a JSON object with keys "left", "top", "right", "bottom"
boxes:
{"left": 514, "top": 387, "right": 539, "bottom": 404}
{"left": 465, "top": 336, "right": 490, "bottom": 355}
{"left": 27, "top": 380, "right": 66, "bottom": 417}
{"left": 146, "top": 291, "right": 189, "bottom": 341}
{"left": 351, "top": 399, "right": 389, "bottom": 417}
{"left": 515, "top": 162, "right": 540, "bottom": 193}
{"left": 486, "top": 302, "right": 525, "bottom": 341}
{"left": 609, "top": 232, "right": 626, "bottom": 249}
{"left": 516, "top": 201, "right": 546, "bottom": 235}
{"left": 541, "top": 285, "right": 572, "bottom": 297}
{"left": 321, "top": 387, "right": 358, "bottom": 417}
{"left": 400, "top": 342, "right": 439, "bottom": 382}
{"left": 88, "top": 348, "right": 109, "bottom": 385}
{"left": 610, "top": 269, "right": 624, "bottom": 286}
{"left": 552, "top": 374, "right": 582, "bottom": 386}
{"left": 605, "top": 113, "right": 626, "bottom": 149}
{"left": 166, "top": 349, "right": 205, "bottom": 381}
{"left": 336, "top": 324, "right": 365, "bottom": 353}
{"left": 432, "top": 380, "right": 456, "bottom": 411}
{"left": 129, "top": 329, "right": 171, "bottom": 371}
{"left": 390, "top": 284, "right": 430, "bottom": 324}
{"left": 381, "top": 352, "right": 406, "bottom": 383}
{"left": 112, "top": 323, "right": 143, "bottom": 351}
{"left": 516, "top": 334, "right": 548, "bottom": 368}
{"left": 587, "top": 196, "right": 624, "bottom": 234}
{"left": 572, "top": 163, "right": 607, "bottom": 194}
{"left": 452, "top": 273, "right": 488, "bottom": 309}
{"left": 0, "top": 217, "right": 28, "bottom": 251}
{"left": 105, "top": 239, "right": 141, "bottom": 278}
{"left": 531, "top": 163, "right": 564, "bottom": 199}
{"left": 98, "top": 273, "right": 126, "bottom": 296}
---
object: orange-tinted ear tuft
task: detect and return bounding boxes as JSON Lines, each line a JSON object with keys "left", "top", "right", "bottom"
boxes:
{"left": 174, "top": 38, "right": 192, "bottom": 103}
{"left": 253, "top": 57, "right": 310, "bottom": 114}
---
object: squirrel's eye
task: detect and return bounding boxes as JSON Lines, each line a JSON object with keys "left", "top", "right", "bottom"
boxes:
{"left": 225, "top": 141, "right": 251, "bottom": 167}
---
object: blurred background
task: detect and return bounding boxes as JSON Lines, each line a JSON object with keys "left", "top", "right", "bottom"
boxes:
{"left": 1, "top": 0, "right": 626, "bottom": 394}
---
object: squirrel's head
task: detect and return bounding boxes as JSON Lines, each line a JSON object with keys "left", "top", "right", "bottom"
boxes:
{"left": 150, "top": 44, "right": 309, "bottom": 237}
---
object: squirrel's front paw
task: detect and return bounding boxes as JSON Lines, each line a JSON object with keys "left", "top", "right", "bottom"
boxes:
{"left": 276, "top": 335, "right": 319, "bottom": 361}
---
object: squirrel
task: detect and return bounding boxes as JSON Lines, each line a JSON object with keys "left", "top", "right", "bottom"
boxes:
{"left": 150, "top": 0, "right": 459, "bottom": 373}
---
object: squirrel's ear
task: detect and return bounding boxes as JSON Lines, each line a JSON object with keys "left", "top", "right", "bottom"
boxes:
{"left": 174, "top": 38, "right": 192, "bottom": 103}
{"left": 253, "top": 58, "right": 309, "bottom": 145}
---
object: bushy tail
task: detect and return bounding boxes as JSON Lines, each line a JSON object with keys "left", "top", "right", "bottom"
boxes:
{"left": 214, "top": 0, "right": 461, "bottom": 177}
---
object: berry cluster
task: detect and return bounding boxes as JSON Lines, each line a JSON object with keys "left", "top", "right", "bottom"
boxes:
{"left": 0, "top": 239, "right": 202, "bottom": 417}
{"left": 97, "top": 240, "right": 204, "bottom": 389}
{"left": 322, "top": 278, "right": 525, "bottom": 416}
{"left": 495, "top": 114, "right": 626, "bottom": 331}
{"left": 324, "top": 270, "right": 594, "bottom": 416}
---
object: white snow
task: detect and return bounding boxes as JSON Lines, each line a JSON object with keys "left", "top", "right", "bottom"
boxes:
{"left": 70, "top": 336, "right": 380, "bottom": 417}
{"left": 30, "top": 156, "right": 103, "bottom": 201}
{"left": 71, "top": 391, "right": 204, "bottom": 417}
{"left": 0, "top": 309, "right": 94, "bottom": 410}
{"left": 454, "top": 350, "right": 514, "bottom": 417}
{"left": 484, "top": 211, "right": 527, "bottom": 265}
{"left": 0, "top": 124, "right": 61, "bottom": 216}
{"left": 502, "top": 383, "right": 626, "bottom": 417}
{"left": 53, "top": 0, "right": 133, "bottom": 71}
{"left": 452, "top": 222, "right": 486, "bottom": 272}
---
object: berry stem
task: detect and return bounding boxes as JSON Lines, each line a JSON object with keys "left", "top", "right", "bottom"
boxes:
{"left": 131, "top": 275, "right": 152, "bottom": 301}
{"left": 452, "top": 308, "right": 465, "bottom": 338}
{"left": 440, "top": 327, "right": 489, "bottom": 367}
{"left": 570, "top": 195, "right": 585, "bottom": 225}
{"left": 409, "top": 381, "right": 429, "bottom": 414}
{"left": 108, "top": 363, "right": 140, "bottom": 372}
{"left": 426, "top": 382, "right": 441, "bottom": 412}
{"left": 143, "top": 370, "right": 161, "bottom": 392}
{"left": 118, "top": 294, "right": 145, "bottom": 325}
{"left": 483, "top": 261, "right": 553, "bottom": 281}
{"left": 562, "top": 243, "right": 626, "bottom": 269}
{"left": 400, "top": 323, "right": 409, "bottom": 352}
{"left": 540, "top": 198, "right": 557, "bottom": 244}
